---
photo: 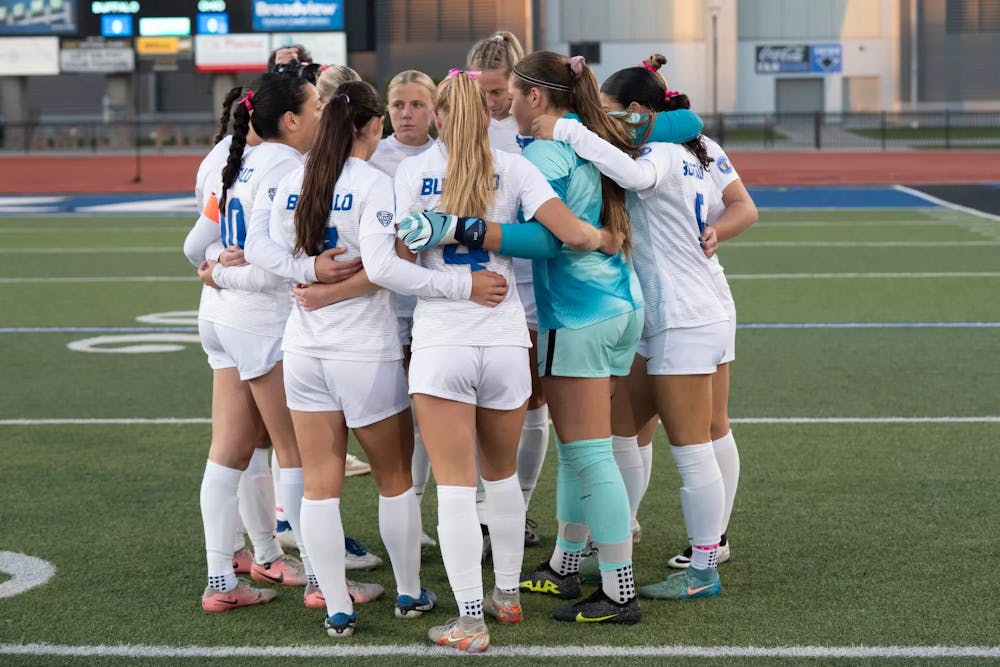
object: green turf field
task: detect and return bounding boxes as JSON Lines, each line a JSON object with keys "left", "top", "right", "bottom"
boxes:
{"left": 1, "top": 208, "right": 999, "bottom": 665}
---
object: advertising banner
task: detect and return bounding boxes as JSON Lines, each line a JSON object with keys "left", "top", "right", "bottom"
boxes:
{"left": 0, "top": 0, "right": 76, "bottom": 35}
{"left": 756, "top": 43, "right": 844, "bottom": 75}
{"left": 60, "top": 36, "right": 134, "bottom": 72}
{"left": 195, "top": 33, "right": 269, "bottom": 72}
{"left": 0, "top": 35, "right": 60, "bottom": 74}
{"left": 269, "top": 31, "right": 345, "bottom": 67}
{"left": 253, "top": 0, "right": 342, "bottom": 32}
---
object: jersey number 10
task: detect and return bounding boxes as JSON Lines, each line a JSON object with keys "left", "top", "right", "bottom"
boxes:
{"left": 222, "top": 198, "right": 247, "bottom": 248}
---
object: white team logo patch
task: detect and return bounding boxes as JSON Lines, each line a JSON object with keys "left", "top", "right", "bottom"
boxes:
{"left": 716, "top": 156, "right": 733, "bottom": 174}
{"left": 267, "top": 187, "right": 277, "bottom": 201}
{"left": 376, "top": 211, "right": 394, "bottom": 227}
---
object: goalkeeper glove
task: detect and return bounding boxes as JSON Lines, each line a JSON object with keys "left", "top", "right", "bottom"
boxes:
{"left": 396, "top": 210, "right": 486, "bottom": 252}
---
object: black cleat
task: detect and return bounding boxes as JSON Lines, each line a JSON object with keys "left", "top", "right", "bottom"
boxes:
{"left": 519, "top": 561, "right": 580, "bottom": 599}
{"left": 551, "top": 587, "right": 641, "bottom": 624}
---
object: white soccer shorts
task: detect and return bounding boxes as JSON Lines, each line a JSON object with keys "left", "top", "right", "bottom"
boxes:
{"left": 407, "top": 345, "right": 531, "bottom": 410}
{"left": 282, "top": 351, "right": 410, "bottom": 428}
{"left": 641, "top": 320, "right": 729, "bottom": 376}
{"left": 199, "top": 319, "right": 282, "bottom": 381}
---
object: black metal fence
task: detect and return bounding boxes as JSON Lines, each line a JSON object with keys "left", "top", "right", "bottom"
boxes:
{"left": 1, "top": 112, "right": 999, "bottom": 153}
{"left": 704, "top": 111, "right": 1000, "bottom": 151}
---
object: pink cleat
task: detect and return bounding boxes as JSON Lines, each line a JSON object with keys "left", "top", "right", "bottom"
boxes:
{"left": 202, "top": 579, "right": 277, "bottom": 613}
{"left": 303, "top": 580, "right": 385, "bottom": 608}
{"left": 251, "top": 554, "right": 307, "bottom": 587}
{"left": 232, "top": 547, "right": 253, "bottom": 575}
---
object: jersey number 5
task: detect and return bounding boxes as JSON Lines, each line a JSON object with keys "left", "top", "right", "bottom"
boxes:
{"left": 443, "top": 245, "right": 489, "bottom": 272}
{"left": 694, "top": 193, "right": 706, "bottom": 237}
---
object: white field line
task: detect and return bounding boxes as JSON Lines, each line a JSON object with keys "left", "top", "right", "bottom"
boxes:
{"left": 3, "top": 417, "right": 999, "bottom": 426}
{"left": 0, "top": 642, "right": 997, "bottom": 660}
{"left": 895, "top": 185, "right": 1000, "bottom": 223}
{"left": 0, "top": 276, "right": 195, "bottom": 284}
{"left": 0, "top": 247, "right": 175, "bottom": 254}
{"left": 755, "top": 220, "right": 958, "bottom": 227}
{"left": 0, "top": 227, "right": 190, "bottom": 233}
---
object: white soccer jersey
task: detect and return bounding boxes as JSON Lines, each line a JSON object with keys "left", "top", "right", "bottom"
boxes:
{"left": 485, "top": 116, "right": 534, "bottom": 287}
{"left": 199, "top": 142, "right": 303, "bottom": 337}
{"left": 271, "top": 158, "right": 402, "bottom": 362}
{"left": 185, "top": 137, "right": 241, "bottom": 267}
{"left": 195, "top": 135, "right": 232, "bottom": 212}
{"left": 551, "top": 118, "right": 727, "bottom": 335}
{"left": 394, "top": 141, "right": 556, "bottom": 350}
{"left": 370, "top": 134, "right": 435, "bottom": 321}
{"left": 703, "top": 136, "right": 741, "bottom": 277}
{"left": 370, "top": 134, "right": 435, "bottom": 180}
{"left": 488, "top": 116, "right": 521, "bottom": 155}
{"left": 628, "top": 142, "right": 728, "bottom": 333}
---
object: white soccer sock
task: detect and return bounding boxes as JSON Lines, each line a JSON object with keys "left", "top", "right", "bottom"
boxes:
{"left": 600, "top": 564, "right": 636, "bottom": 604}
{"left": 549, "top": 520, "right": 588, "bottom": 576}
{"left": 411, "top": 417, "right": 431, "bottom": 503}
{"left": 237, "top": 447, "right": 279, "bottom": 560}
{"left": 483, "top": 473, "right": 526, "bottom": 593}
{"left": 516, "top": 405, "right": 550, "bottom": 509}
{"left": 200, "top": 459, "right": 242, "bottom": 591}
{"left": 712, "top": 430, "right": 740, "bottom": 535}
{"left": 300, "top": 497, "right": 352, "bottom": 616}
{"left": 612, "top": 435, "right": 645, "bottom": 525}
{"left": 271, "top": 450, "right": 286, "bottom": 524}
{"left": 437, "top": 485, "right": 484, "bottom": 615}
{"left": 379, "top": 489, "right": 422, "bottom": 598}
{"left": 278, "top": 467, "right": 310, "bottom": 573}
{"left": 670, "top": 443, "right": 724, "bottom": 564}
{"left": 638, "top": 442, "right": 653, "bottom": 495}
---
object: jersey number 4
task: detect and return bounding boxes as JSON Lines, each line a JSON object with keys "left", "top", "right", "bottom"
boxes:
{"left": 443, "top": 245, "right": 489, "bottom": 272}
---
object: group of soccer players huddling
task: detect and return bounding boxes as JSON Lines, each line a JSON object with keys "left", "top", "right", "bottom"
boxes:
{"left": 184, "top": 32, "right": 757, "bottom": 652}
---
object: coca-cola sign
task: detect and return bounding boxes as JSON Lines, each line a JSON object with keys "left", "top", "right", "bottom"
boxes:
{"left": 756, "top": 44, "right": 810, "bottom": 73}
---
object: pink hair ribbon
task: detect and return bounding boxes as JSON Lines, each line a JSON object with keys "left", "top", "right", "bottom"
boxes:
{"left": 568, "top": 56, "right": 585, "bottom": 76}
{"left": 642, "top": 59, "right": 658, "bottom": 73}
{"left": 447, "top": 68, "right": 481, "bottom": 80}
{"left": 238, "top": 90, "right": 254, "bottom": 111}
{"left": 664, "top": 89, "right": 681, "bottom": 101}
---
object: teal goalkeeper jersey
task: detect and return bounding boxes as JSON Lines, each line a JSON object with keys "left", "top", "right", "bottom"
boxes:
{"left": 521, "top": 115, "right": 643, "bottom": 330}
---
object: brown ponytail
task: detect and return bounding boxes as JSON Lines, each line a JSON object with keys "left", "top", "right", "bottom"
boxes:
{"left": 294, "top": 80, "right": 385, "bottom": 255}
{"left": 513, "top": 51, "right": 636, "bottom": 254}
{"left": 213, "top": 86, "right": 243, "bottom": 145}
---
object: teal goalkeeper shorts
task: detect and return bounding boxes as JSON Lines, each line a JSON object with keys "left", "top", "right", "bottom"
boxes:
{"left": 537, "top": 308, "right": 643, "bottom": 378}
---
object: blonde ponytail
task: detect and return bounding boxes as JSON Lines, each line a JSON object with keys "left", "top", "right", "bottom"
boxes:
{"left": 435, "top": 73, "right": 495, "bottom": 220}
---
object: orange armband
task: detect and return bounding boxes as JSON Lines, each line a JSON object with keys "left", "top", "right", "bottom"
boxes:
{"left": 202, "top": 192, "right": 220, "bottom": 223}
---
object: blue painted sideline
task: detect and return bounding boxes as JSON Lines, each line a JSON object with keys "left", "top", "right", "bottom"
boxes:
{"left": 746, "top": 186, "right": 939, "bottom": 209}
{"left": 0, "top": 186, "right": 945, "bottom": 216}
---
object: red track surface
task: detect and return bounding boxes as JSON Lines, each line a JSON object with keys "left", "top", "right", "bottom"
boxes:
{"left": 0, "top": 151, "right": 998, "bottom": 193}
